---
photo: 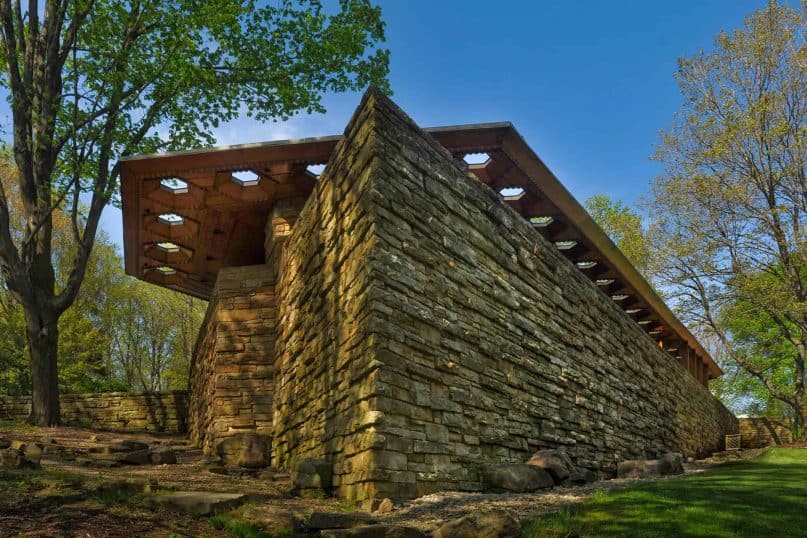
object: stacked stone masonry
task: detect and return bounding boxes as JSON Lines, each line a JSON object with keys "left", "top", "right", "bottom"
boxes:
{"left": 269, "top": 90, "right": 738, "bottom": 501}
{"left": 188, "top": 265, "right": 276, "bottom": 454}
{"left": 0, "top": 392, "right": 187, "bottom": 432}
{"left": 739, "top": 417, "right": 795, "bottom": 448}
{"left": 187, "top": 89, "right": 738, "bottom": 502}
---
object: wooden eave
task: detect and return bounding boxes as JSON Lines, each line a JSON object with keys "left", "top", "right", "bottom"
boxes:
{"left": 120, "top": 122, "right": 722, "bottom": 379}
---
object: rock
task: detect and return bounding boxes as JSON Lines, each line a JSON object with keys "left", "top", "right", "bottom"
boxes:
{"left": 659, "top": 452, "right": 685, "bottom": 474}
{"left": 617, "top": 452, "right": 685, "bottom": 479}
{"left": 0, "top": 447, "right": 40, "bottom": 469}
{"left": 432, "top": 512, "right": 522, "bottom": 538}
{"left": 481, "top": 463, "right": 554, "bottom": 493}
{"left": 103, "top": 439, "right": 149, "bottom": 453}
{"left": 214, "top": 433, "right": 271, "bottom": 468}
{"left": 121, "top": 449, "right": 152, "bottom": 465}
{"left": 307, "top": 512, "right": 379, "bottom": 530}
{"left": 147, "top": 491, "right": 247, "bottom": 516}
{"left": 0, "top": 437, "right": 9, "bottom": 449}
{"left": 374, "top": 498, "right": 394, "bottom": 514}
{"left": 526, "top": 449, "right": 574, "bottom": 484}
{"left": 88, "top": 434, "right": 98, "bottom": 442}
{"left": 567, "top": 469, "right": 597, "bottom": 485}
{"left": 10, "top": 441, "right": 44, "bottom": 460}
{"left": 41, "top": 436, "right": 58, "bottom": 445}
{"left": 90, "top": 448, "right": 150, "bottom": 466}
{"left": 149, "top": 447, "right": 177, "bottom": 465}
{"left": 291, "top": 457, "right": 332, "bottom": 496}
{"left": 321, "top": 525, "right": 427, "bottom": 537}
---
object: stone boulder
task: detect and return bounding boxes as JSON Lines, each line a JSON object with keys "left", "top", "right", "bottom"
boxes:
{"left": 291, "top": 457, "right": 332, "bottom": 496}
{"left": 120, "top": 449, "right": 151, "bottom": 465}
{"left": 567, "top": 468, "right": 598, "bottom": 485}
{"left": 432, "top": 512, "right": 522, "bottom": 538}
{"left": 0, "top": 447, "right": 40, "bottom": 469}
{"left": 103, "top": 439, "right": 149, "bottom": 453}
{"left": 526, "top": 449, "right": 574, "bottom": 484}
{"left": 321, "top": 525, "right": 427, "bottom": 538}
{"left": 10, "top": 441, "right": 44, "bottom": 461}
{"left": 215, "top": 433, "right": 271, "bottom": 468}
{"left": 149, "top": 447, "right": 178, "bottom": 465}
{"left": 148, "top": 491, "right": 247, "bottom": 516}
{"left": 0, "top": 436, "right": 10, "bottom": 449}
{"left": 617, "top": 452, "right": 685, "bottom": 479}
{"left": 481, "top": 463, "right": 554, "bottom": 493}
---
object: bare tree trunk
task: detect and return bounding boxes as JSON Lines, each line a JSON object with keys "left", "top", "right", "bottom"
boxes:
{"left": 24, "top": 306, "right": 59, "bottom": 425}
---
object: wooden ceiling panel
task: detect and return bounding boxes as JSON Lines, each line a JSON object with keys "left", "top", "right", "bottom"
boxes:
{"left": 119, "top": 122, "right": 721, "bottom": 380}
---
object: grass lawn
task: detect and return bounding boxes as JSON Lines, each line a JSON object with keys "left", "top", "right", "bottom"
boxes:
{"left": 523, "top": 448, "right": 807, "bottom": 538}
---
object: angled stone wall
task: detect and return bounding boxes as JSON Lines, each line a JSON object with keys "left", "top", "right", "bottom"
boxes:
{"left": 188, "top": 265, "right": 276, "bottom": 454}
{"left": 272, "top": 89, "right": 737, "bottom": 502}
{"left": 272, "top": 98, "right": 386, "bottom": 500}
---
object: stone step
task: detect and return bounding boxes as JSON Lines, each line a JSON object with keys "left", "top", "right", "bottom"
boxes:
{"left": 147, "top": 491, "right": 248, "bottom": 516}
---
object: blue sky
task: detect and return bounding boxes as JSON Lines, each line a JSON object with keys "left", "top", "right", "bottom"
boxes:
{"left": 97, "top": 0, "right": 772, "bottom": 247}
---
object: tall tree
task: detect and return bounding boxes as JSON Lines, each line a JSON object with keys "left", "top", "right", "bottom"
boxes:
{"left": 0, "top": 0, "right": 389, "bottom": 424}
{"left": 649, "top": 1, "right": 806, "bottom": 436}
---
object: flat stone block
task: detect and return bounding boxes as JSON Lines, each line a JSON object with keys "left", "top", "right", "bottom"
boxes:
{"left": 148, "top": 491, "right": 247, "bottom": 516}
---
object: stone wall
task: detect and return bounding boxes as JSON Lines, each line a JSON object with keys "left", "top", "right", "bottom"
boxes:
{"left": 0, "top": 391, "right": 187, "bottom": 432}
{"left": 188, "top": 265, "right": 276, "bottom": 455}
{"left": 272, "top": 89, "right": 738, "bottom": 502}
{"left": 272, "top": 97, "right": 384, "bottom": 499}
{"left": 739, "top": 417, "right": 793, "bottom": 448}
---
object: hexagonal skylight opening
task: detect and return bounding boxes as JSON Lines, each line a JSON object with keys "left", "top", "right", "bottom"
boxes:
{"left": 637, "top": 319, "right": 653, "bottom": 325}
{"left": 155, "top": 265, "right": 177, "bottom": 276}
{"left": 155, "top": 241, "right": 181, "bottom": 253}
{"left": 499, "top": 187, "right": 525, "bottom": 201}
{"left": 595, "top": 278, "right": 614, "bottom": 286}
{"left": 611, "top": 294, "right": 629, "bottom": 301}
{"left": 529, "top": 216, "right": 554, "bottom": 228}
{"left": 576, "top": 260, "right": 598, "bottom": 269}
{"left": 158, "top": 213, "right": 184, "bottom": 226}
{"left": 625, "top": 308, "right": 642, "bottom": 314}
{"left": 160, "top": 177, "right": 189, "bottom": 194}
{"left": 463, "top": 152, "right": 490, "bottom": 165}
{"left": 555, "top": 240, "right": 577, "bottom": 250}
{"left": 232, "top": 170, "right": 261, "bottom": 187}
{"left": 306, "top": 164, "right": 326, "bottom": 178}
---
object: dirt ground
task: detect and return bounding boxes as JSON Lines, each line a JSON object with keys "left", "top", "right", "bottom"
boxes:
{"left": 0, "top": 424, "right": 760, "bottom": 537}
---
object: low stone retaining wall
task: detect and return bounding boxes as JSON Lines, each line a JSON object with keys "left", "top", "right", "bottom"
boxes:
{"left": 0, "top": 391, "right": 188, "bottom": 432}
{"left": 739, "top": 417, "right": 793, "bottom": 448}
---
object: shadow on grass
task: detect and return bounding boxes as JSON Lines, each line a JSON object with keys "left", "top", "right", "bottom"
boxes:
{"left": 523, "top": 449, "right": 807, "bottom": 538}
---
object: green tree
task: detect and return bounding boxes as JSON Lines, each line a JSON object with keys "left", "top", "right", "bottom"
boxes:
{"left": 108, "top": 279, "right": 205, "bottom": 392}
{"left": 649, "top": 1, "right": 806, "bottom": 436}
{"left": 585, "top": 194, "right": 652, "bottom": 278}
{"left": 0, "top": 0, "right": 389, "bottom": 424}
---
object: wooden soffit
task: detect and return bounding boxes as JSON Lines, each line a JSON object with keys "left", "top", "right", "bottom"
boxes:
{"left": 120, "top": 123, "right": 722, "bottom": 379}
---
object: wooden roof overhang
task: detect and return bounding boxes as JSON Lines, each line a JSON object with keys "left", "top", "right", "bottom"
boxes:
{"left": 120, "top": 123, "right": 722, "bottom": 380}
